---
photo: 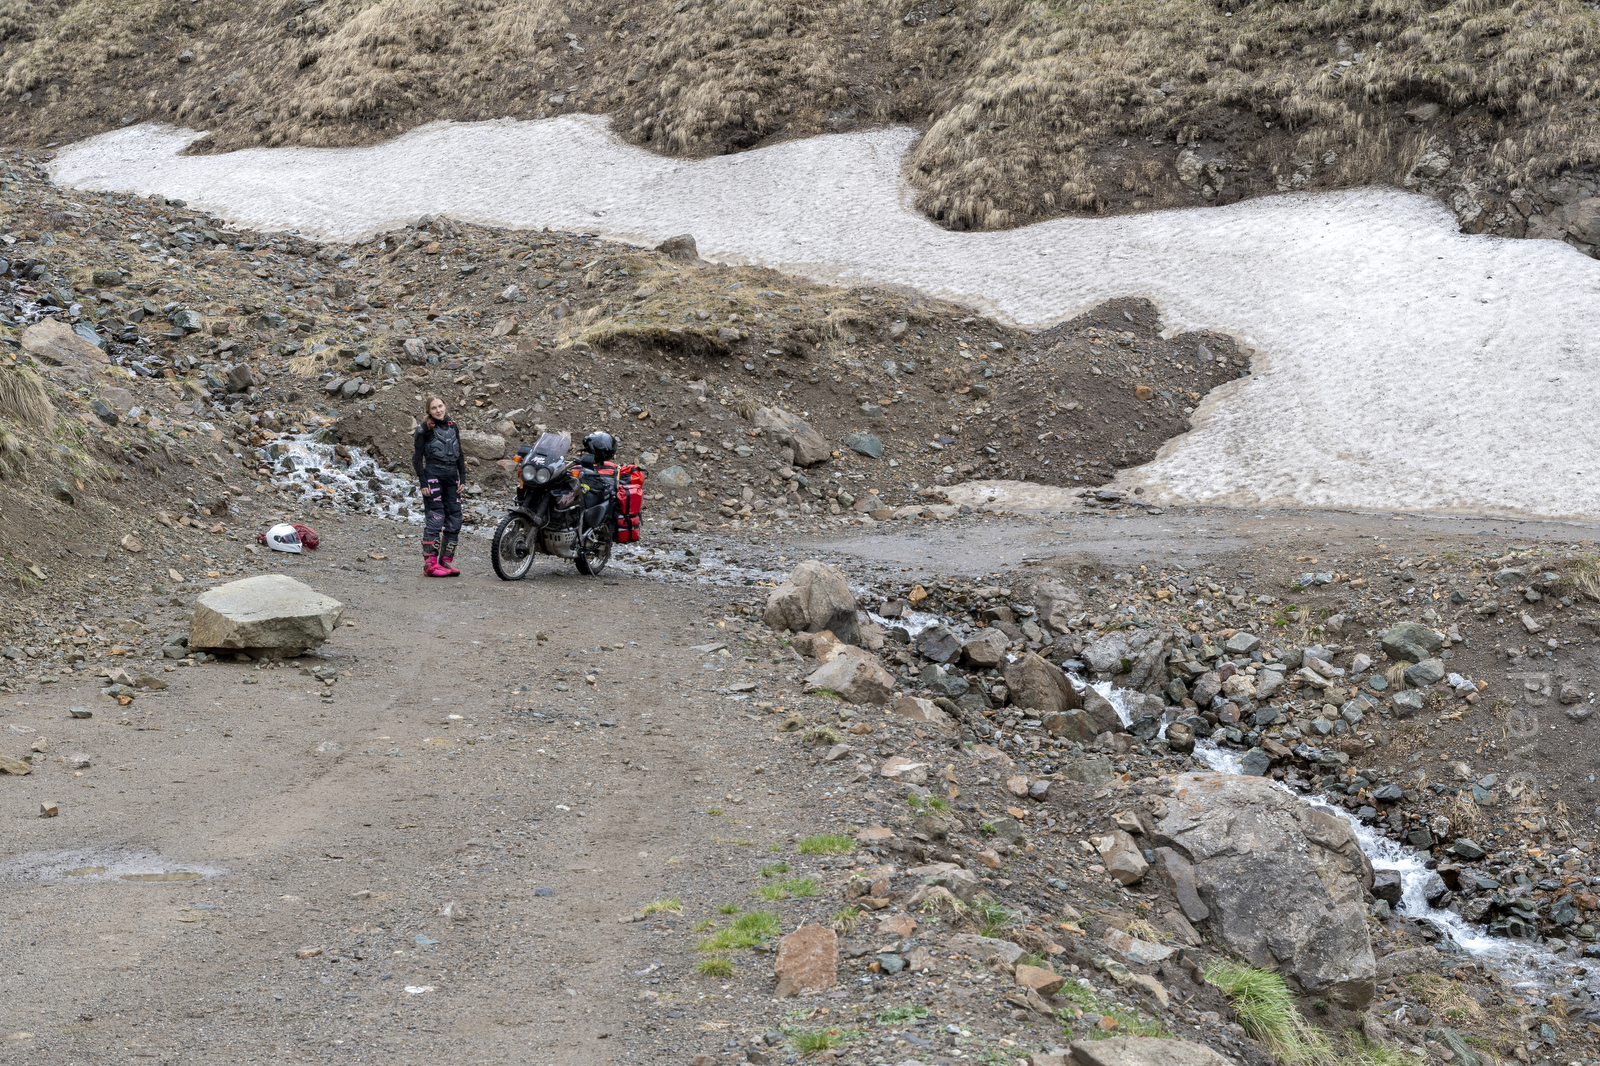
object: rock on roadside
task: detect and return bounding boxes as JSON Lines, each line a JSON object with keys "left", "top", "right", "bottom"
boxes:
{"left": 764, "top": 560, "right": 861, "bottom": 645}
{"left": 804, "top": 647, "right": 894, "bottom": 704}
{"left": 753, "top": 406, "right": 831, "bottom": 466}
{"left": 1003, "top": 652, "right": 1081, "bottom": 715}
{"left": 773, "top": 925, "right": 836, "bottom": 996}
{"left": 1148, "top": 772, "right": 1377, "bottom": 1008}
{"left": 189, "top": 575, "right": 345, "bottom": 655}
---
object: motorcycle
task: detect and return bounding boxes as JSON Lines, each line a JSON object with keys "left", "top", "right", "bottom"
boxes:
{"left": 490, "top": 431, "right": 615, "bottom": 580}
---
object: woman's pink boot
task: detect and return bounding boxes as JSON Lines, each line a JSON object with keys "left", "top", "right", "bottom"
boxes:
{"left": 424, "top": 555, "right": 451, "bottom": 577}
{"left": 439, "top": 556, "right": 461, "bottom": 576}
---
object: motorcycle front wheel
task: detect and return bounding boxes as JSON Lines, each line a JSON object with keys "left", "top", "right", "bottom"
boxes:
{"left": 575, "top": 522, "right": 613, "bottom": 577}
{"left": 491, "top": 513, "right": 538, "bottom": 581}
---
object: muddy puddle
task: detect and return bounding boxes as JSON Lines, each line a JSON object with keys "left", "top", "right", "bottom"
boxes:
{"left": 0, "top": 850, "right": 224, "bottom": 886}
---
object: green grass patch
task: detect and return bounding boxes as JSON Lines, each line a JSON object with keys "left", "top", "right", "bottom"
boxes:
{"left": 641, "top": 897, "right": 681, "bottom": 915}
{"left": 696, "top": 910, "right": 781, "bottom": 952}
{"left": 875, "top": 1004, "right": 929, "bottom": 1024}
{"left": 974, "top": 897, "right": 1015, "bottom": 938}
{"left": 754, "top": 877, "right": 820, "bottom": 901}
{"left": 761, "top": 862, "right": 792, "bottom": 878}
{"left": 692, "top": 918, "right": 715, "bottom": 932}
{"left": 797, "top": 833, "right": 854, "bottom": 855}
{"left": 695, "top": 957, "right": 734, "bottom": 977}
{"left": 706, "top": 807, "right": 725, "bottom": 816}
{"left": 1205, "top": 959, "right": 1330, "bottom": 1064}
{"left": 717, "top": 903, "right": 740, "bottom": 915}
{"left": 1056, "top": 978, "right": 1167, "bottom": 1041}
{"left": 788, "top": 1027, "right": 856, "bottom": 1055}
{"left": 831, "top": 905, "right": 861, "bottom": 932}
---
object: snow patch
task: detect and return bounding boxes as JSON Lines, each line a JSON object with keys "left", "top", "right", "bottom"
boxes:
{"left": 49, "top": 116, "right": 1600, "bottom": 517}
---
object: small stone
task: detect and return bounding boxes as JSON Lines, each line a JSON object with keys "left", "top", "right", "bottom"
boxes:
{"left": 1391, "top": 690, "right": 1425, "bottom": 717}
{"left": 1015, "top": 964, "right": 1066, "bottom": 995}
{"left": 1404, "top": 658, "right": 1446, "bottom": 687}
{"left": 1223, "top": 631, "right": 1261, "bottom": 656}
{"left": 68, "top": 706, "right": 92, "bottom": 719}
{"left": 39, "top": 800, "right": 58, "bottom": 817}
{"left": 842, "top": 432, "right": 884, "bottom": 458}
{"left": 296, "top": 946, "right": 323, "bottom": 959}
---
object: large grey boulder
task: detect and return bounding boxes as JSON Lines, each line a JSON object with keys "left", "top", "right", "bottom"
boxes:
{"left": 1380, "top": 621, "right": 1444, "bottom": 664}
{"left": 190, "top": 575, "right": 344, "bottom": 655}
{"left": 1034, "top": 580, "right": 1081, "bottom": 632}
{"left": 1149, "top": 772, "right": 1377, "bottom": 1008}
{"left": 960, "top": 628, "right": 1009, "bottom": 668}
{"left": 805, "top": 647, "right": 894, "bottom": 704}
{"left": 1082, "top": 626, "right": 1175, "bottom": 692}
{"left": 458, "top": 429, "right": 507, "bottom": 461}
{"left": 1003, "top": 652, "right": 1080, "bottom": 716}
{"left": 764, "top": 560, "right": 860, "bottom": 645}
{"left": 753, "top": 406, "right": 831, "bottom": 466}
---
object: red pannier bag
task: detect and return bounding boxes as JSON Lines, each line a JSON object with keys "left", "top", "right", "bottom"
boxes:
{"left": 615, "top": 465, "right": 645, "bottom": 543}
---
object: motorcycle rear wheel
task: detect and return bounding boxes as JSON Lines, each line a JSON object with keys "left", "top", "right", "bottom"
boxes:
{"left": 575, "top": 522, "right": 613, "bottom": 577}
{"left": 491, "top": 513, "right": 537, "bottom": 581}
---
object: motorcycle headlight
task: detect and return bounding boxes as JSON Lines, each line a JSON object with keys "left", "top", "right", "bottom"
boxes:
{"left": 533, "top": 465, "right": 553, "bottom": 485}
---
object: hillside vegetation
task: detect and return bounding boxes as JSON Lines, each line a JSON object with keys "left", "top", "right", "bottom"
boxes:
{"left": 4, "top": 0, "right": 1600, "bottom": 246}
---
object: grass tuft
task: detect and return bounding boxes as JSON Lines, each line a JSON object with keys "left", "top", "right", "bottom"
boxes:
{"left": 696, "top": 910, "right": 780, "bottom": 952}
{"left": 755, "top": 877, "right": 820, "bottom": 901}
{"left": 695, "top": 956, "right": 734, "bottom": 977}
{"left": 0, "top": 365, "right": 55, "bottom": 432}
{"left": 1204, "top": 959, "right": 1330, "bottom": 1064}
{"left": 641, "top": 897, "right": 681, "bottom": 915}
{"left": 789, "top": 1027, "right": 852, "bottom": 1055}
{"left": 796, "top": 833, "right": 854, "bottom": 855}
{"left": 974, "top": 897, "right": 1015, "bottom": 938}
{"left": 875, "top": 1004, "right": 928, "bottom": 1024}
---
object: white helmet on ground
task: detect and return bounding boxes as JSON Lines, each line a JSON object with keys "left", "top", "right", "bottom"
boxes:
{"left": 265, "top": 523, "right": 303, "bottom": 554}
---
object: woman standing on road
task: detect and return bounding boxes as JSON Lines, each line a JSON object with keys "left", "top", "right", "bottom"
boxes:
{"left": 413, "top": 395, "right": 466, "bottom": 577}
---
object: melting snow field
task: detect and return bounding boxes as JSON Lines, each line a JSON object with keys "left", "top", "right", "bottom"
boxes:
{"left": 48, "top": 116, "right": 1600, "bottom": 517}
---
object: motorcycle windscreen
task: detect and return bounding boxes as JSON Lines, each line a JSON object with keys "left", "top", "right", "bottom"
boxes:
{"left": 531, "top": 431, "right": 571, "bottom": 464}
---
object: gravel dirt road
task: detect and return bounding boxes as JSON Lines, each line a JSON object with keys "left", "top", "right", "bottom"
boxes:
{"left": 7, "top": 500, "right": 1600, "bottom": 1065}
{"left": 0, "top": 516, "right": 827, "bottom": 1065}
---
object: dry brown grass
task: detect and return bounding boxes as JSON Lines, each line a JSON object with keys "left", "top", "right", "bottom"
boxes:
{"left": 0, "top": 364, "right": 55, "bottom": 432}
{"left": 3, "top": 0, "right": 1599, "bottom": 233}
{"left": 1565, "top": 554, "right": 1600, "bottom": 601}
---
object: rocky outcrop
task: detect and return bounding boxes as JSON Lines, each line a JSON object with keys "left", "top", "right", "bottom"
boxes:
{"left": 458, "top": 429, "right": 507, "bottom": 460}
{"left": 1081, "top": 626, "right": 1178, "bottom": 692}
{"left": 22, "top": 318, "right": 108, "bottom": 382}
{"left": 764, "top": 560, "right": 861, "bottom": 644}
{"left": 804, "top": 647, "right": 894, "bottom": 704}
{"left": 189, "top": 575, "right": 344, "bottom": 655}
{"left": 1003, "top": 652, "right": 1080, "bottom": 715}
{"left": 1149, "top": 772, "right": 1377, "bottom": 1008}
{"left": 753, "top": 406, "right": 831, "bottom": 466}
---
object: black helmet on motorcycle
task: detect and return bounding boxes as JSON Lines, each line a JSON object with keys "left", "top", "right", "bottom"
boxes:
{"left": 583, "top": 431, "right": 616, "bottom": 463}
